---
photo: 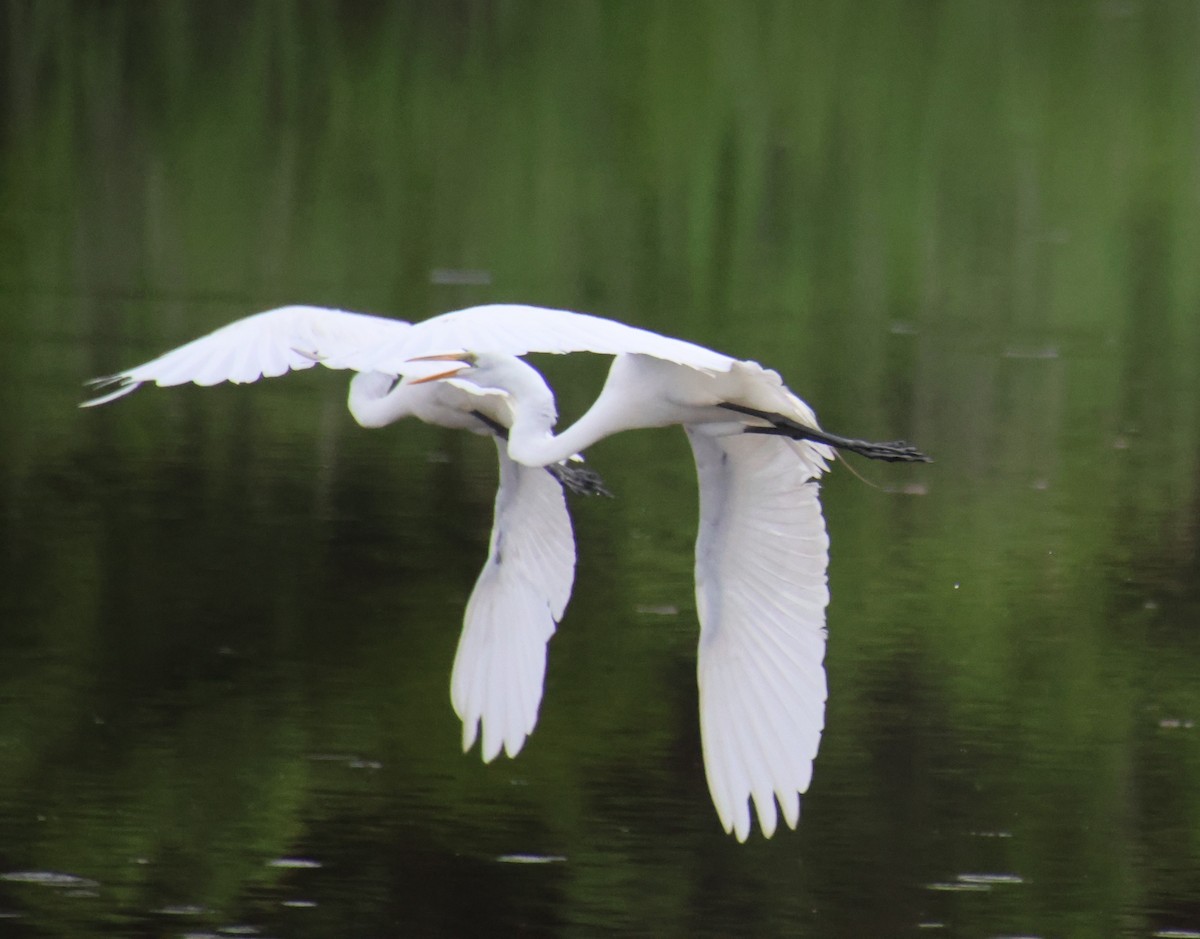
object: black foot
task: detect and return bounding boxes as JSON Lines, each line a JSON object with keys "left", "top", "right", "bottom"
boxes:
{"left": 547, "top": 462, "right": 614, "bottom": 497}
{"left": 818, "top": 436, "right": 932, "bottom": 463}
{"left": 471, "top": 409, "right": 614, "bottom": 496}
{"left": 721, "top": 403, "right": 933, "bottom": 464}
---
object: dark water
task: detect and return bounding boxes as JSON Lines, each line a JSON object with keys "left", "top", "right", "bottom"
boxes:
{"left": 3, "top": 2, "right": 1199, "bottom": 937}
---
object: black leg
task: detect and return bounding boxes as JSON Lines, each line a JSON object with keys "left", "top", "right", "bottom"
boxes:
{"left": 719, "top": 403, "right": 933, "bottom": 464}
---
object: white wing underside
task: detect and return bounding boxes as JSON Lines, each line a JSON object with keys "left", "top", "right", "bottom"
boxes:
{"left": 451, "top": 439, "right": 576, "bottom": 761}
{"left": 688, "top": 429, "right": 831, "bottom": 841}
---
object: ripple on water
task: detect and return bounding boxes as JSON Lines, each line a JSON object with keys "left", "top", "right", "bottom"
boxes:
{"left": 495, "top": 854, "right": 567, "bottom": 864}
{"left": 956, "top": 873, "right": 1025, "bottom": 886}
{"left": 155, "top": 905, "right": 210, "bottom": 916}
{"left": 0, "top": 871, "right": 100, "bottom": 889}
{"left": 924, "top": 872, "right": 1026, "bottom": 893}
{"left": 924, "top": 881, "right": 991, "bottom": 893}
{"left": 267, "top": 858, "right": 322, "bottom": 869}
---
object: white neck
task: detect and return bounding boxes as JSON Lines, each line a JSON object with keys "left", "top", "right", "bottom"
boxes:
{"left": 502, "top": 363, "right": 633, "bottom": 468}
{"left": 348, "top": 371, "right": 409, "bottom": 428}
{"left": 450, "top": 353, "right": 648, "bottom": 468}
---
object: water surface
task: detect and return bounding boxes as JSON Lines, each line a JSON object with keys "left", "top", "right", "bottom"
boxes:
{"left": 2, "top": 3, "right": 1198, "bottom": 937}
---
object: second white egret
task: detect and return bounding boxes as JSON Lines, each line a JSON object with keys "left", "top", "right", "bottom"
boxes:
{"left": 409, "top": 343, "right": 930, "bottom": 841}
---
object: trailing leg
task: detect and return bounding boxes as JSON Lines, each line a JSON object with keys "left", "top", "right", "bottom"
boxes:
{"left": 719, "top": 403, "right": 932, "bottom": 463}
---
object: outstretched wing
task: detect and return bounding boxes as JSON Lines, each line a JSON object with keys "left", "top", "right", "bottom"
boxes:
{"left": 342, "top": 303, "right": 737, "bottom": 375}
{"left": 687, "top": 429, "right": 830, "bottom": 841}
{"left": 83, "top": 302, "right": 741, "bottom": 406}
{"left": 451, "top": 438, "right": 576, "bottom": 761}
{"left": 81, "top": 305, "right": 410, "bottom": 406}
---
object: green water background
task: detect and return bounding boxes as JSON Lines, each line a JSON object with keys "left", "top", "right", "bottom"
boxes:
{"left": 1, "top": 2, "right": 1198, "bottom": 936}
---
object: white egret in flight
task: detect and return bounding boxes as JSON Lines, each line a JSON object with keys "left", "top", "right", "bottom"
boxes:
{"left": 407, "top": 343, "right": 929, "bottom": 841}
{"left": 84, "top": 302, "right": 930, "bottom": 841}
{"left": 81, "top": 305, "right": 610, "bottom": 763}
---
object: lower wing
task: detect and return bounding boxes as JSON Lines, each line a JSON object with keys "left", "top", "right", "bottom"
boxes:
{"left": 450, "top": 439, "right": 576, "bottom": 761}
{"left": 688, "top": 429, "right": 830, "bottom": 840}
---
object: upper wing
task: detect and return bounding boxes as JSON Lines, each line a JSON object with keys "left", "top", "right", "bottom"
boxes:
{"left": 687, "top": 429, "right": 831, "bottom": 841}
{"left": 450, "top": 438, "right": 576, "bottom": 761}
{"left": 81, "top": 305, "right": 410, "bottom": 406}
{"left": 344, "top": 304, "right": 736, "bottom": 375}
{"left": 84, "top": 302, "right": 739, "bottom": 406}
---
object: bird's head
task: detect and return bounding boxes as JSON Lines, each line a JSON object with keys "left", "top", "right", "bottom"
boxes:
{"left": 406, "top": 351, "right": 541, "bottom": 396}
{"left": 406, "top": 350, "right": 558, "bottom": 422}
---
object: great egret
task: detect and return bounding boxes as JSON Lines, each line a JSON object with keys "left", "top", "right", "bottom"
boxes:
{"left": 81, "top": 301, "right": 739, "bottom": 759}
{"left": 407, "top": 346, "right": 930, "bottom": 841}
{"left": 81, "top": 305, "right": 609, "bottom": 762}
{"left": 84, "top": 302, "right": 930, "bottom": 841}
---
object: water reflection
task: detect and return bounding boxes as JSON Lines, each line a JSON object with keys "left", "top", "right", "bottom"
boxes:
{"left": 4, "top": 1, "right": 1200, "bottom": 937}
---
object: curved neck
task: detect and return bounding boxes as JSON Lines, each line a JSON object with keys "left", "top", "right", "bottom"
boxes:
{"left": 506, "top": 374, "right": 633, "bottom": 467}
{"left": 347, "top": 371, "right": 409, "bottom": 428}
{"left": 454, "top": 353, "right": 635, "bottom": 467}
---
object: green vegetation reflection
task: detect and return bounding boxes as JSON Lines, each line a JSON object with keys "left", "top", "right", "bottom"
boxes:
{"left": 1, "top": 2, "right": 1198, "bottom": 937}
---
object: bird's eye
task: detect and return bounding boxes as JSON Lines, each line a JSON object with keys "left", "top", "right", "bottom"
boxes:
{"left": 387, "top": 375, "right": 402, "bottom": 394}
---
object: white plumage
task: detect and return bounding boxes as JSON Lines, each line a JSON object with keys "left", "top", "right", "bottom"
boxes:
{"left": 689, "top": 431, "right": 829, "bottom": 840}
{"left": 411, "top": 347, "right": 844, "bottom": 841}
{"left": 84, "top": 306, "right": 597, "bottom": 763}
{"left": 85, "top": 302, "right": 928, "bottom": 840}
{"left": 83, "top": 303, "right": 734, "bottom": 406}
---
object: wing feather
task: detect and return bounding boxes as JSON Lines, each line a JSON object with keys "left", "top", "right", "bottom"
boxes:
{"left": 451, "top": 440, "right": 576, "bottom": 761}
{"left": 80, "top": 306, "right": 410, "bottom": 405}
{"left": 348, "top": 304, "right": 736, "bottom": 375}
{"left": 687, "top": 429, "right": 830, "bottom": 841}
{"left": 84, "top": 302, "right": 742, "bottom": 405}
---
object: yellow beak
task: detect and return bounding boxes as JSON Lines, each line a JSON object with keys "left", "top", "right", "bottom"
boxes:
{"left": 406, "top": 351, "right": 473, "bottom": 385}
{"left": 408, "top": 366, "right": 465, "bottom": 385}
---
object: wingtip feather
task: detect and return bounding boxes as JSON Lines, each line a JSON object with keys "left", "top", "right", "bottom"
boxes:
{"left": 79, "top": 377, "right": 141, "bottom": 407}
